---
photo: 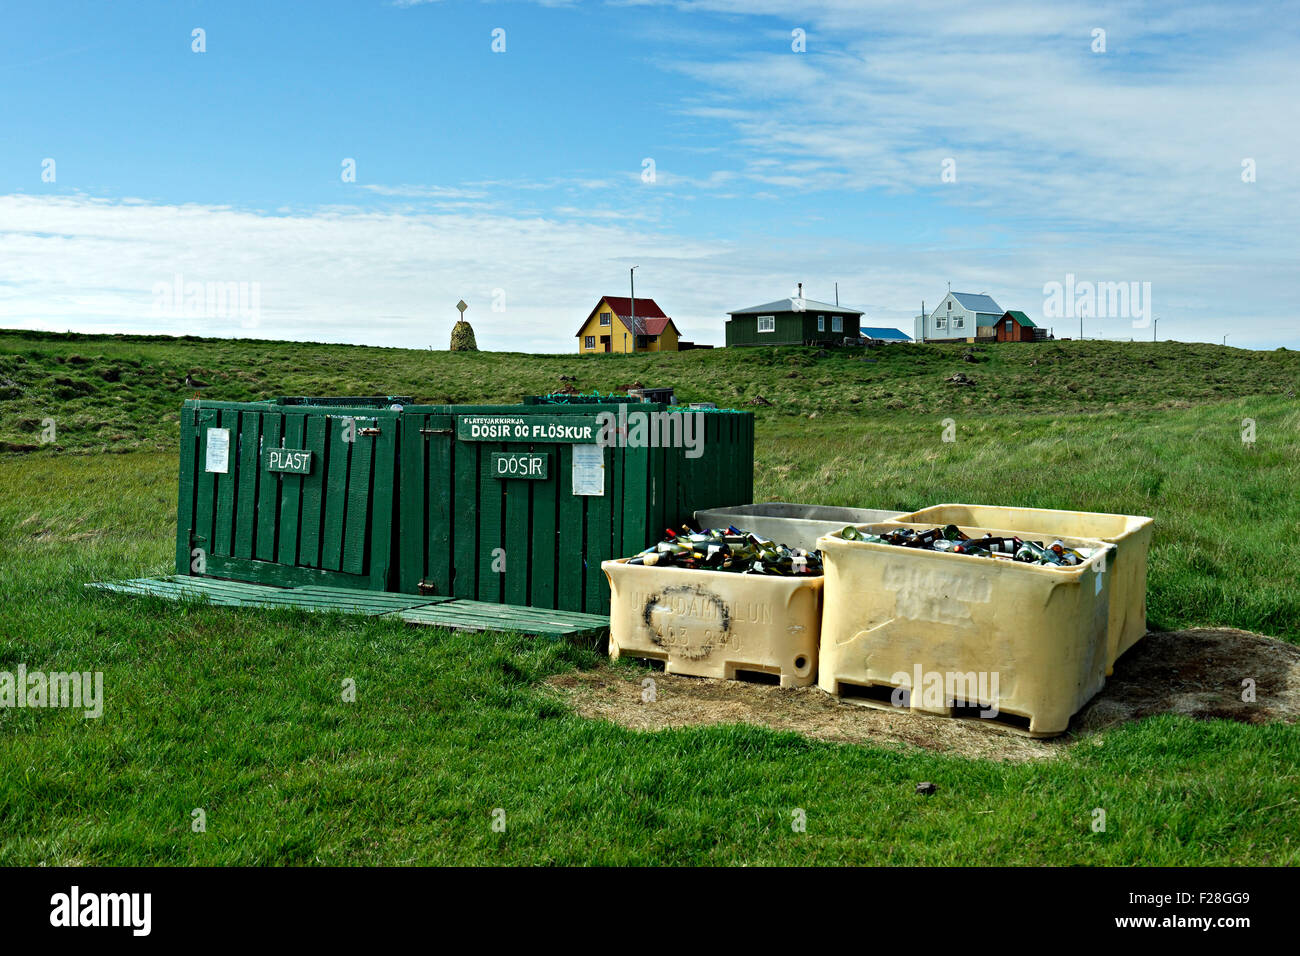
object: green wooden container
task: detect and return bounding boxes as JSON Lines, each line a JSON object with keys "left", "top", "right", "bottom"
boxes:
{"left": 397, "top": 402, "right": 753, "bottom": 614}
{"left": 175, "top": 399, "right": 753, "bottom": 615}
{"left": 176, "top": 400, "right": 400, "bottom": 591}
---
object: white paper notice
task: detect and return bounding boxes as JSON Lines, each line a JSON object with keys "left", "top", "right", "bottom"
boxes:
{"left": 205, "top": 427, "right": 230, "bottom": 474}
{"left": 571, "top": 443, "right": 605, "bottom": 496}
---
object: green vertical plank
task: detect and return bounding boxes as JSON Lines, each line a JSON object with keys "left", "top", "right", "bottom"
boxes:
{"left": 398, "top": 412, "right": 427, "bottom": 592}
{"left": 503, "top": 445, "right": 530, "bottom": 607}
{"left": 233, "top": 410, "right": 261, "bottom": 559}
{"left": 213, "top": 408, "right": 239, "bottom": 556}
{"left": 651, "top": 434, "right": 668, "bottom": 542}
{"left": 195, "top": 407, "right": 220, "bottom": 563}
{"left": 321, "top": 416, "right": 350, "bottom": 572}
{"left": 427, "top": 424, "right": 454, "bottom": 595}
{"left": 368, "top": 415, "right": 397, "bottom": 590}
{"left": 745, "top": 412, "right": 755, "bottom": 503}
{"left": 611, "top": 442, "right": 624, "bottom": 560}
{"left": 277, "top": 414, "right": 306, "bottom": 567}
{"left": 622, "top": 443, "right": 649, "bottom": 556}
{"left": 557, "top": 442, "right": 583, "bottom": 612}
{"left": 477, "top": 442, "right": 505, "bottom": 604}
{"left": 342, "top": 421, "right": 374, "bottom": 575}
{"left": 665, "top": 415, "right": 680, "bottom": 529}
{"left": 452, "top": 432, "right": 478, "bottom": 599}
{"left": 584, "top": 445, "right": 612, "bottom": 614}
{"left": 175, "top": 405, "right": 198, "bottom": 574}
{"left": 298, "top": 415, "right": 328, "bottom": 567}
{"left": 254, "top": 413, "right": 282, "bottom": 561}
{"left": 529, "top": 445, "right": 557, "bottom": 610}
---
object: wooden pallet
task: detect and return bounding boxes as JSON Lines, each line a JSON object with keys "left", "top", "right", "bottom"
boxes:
{"left": 87, "top": 576, "right": 608, "bottom": 640}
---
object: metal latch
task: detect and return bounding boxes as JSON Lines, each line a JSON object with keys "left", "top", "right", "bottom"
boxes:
{"left": 419, "top": 427, "right": 451, "bottom": 436}
{"left": 357, "top": 426, "right": 381, "bottom": 436}
{"left": 416, "top": 580, "right": 439, "bottom": 595}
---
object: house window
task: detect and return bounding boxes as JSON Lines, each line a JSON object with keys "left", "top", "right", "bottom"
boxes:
{"left": 1005, "top": 319, "right": 1013, "bottom": 333}
{"left": 757, "top": 315, "right": 775, "bottom": 333}
{"left": 636, "top": 335, "right": 650, "bottom": 349}
{"left": 599, "top": 312, "right": 612, "bottom": 326}
{"left": 936, "top": 316, "right": 946, "bottom": 329}
{"left": 947, "top": 300, "right": 952, "bottom": 310}
{"left": 954, "top": 316, "right": 964, "bottom": 329}
{"left": 832, "top": 315, "right": 843, "bottom": 333}
{"left": 817, "top": 315, "right": 825, "bottom": 331}
{"left": 584, "top": 335, "right": 595, "bottom": 349}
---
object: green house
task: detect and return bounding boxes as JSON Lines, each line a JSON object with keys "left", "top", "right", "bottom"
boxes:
{"left": 726, "top": 292, "right": 864, "bottom": 347}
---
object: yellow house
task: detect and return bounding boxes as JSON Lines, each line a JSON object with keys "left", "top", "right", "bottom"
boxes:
{"left": 575, "top": 296, "right": 680, "bottom": 354}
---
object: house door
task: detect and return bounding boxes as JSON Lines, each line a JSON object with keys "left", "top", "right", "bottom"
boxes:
{"left": 600, "top": 335, "right": 610, "bottom": 353}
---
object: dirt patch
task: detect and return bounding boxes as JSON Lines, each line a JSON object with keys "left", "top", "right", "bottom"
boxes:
{"left": 1073, "top": 627, "right": 1300, "bottom": 731}
{"left": 544, "top": 628, "right": 1299, "bottom": 762}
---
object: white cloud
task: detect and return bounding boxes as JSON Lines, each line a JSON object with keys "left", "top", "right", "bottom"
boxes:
{"left": 1, "top": 192, "right": 1293, "bottom": 351}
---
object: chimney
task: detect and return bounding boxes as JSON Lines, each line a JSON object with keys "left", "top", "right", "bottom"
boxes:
{"left": 797, "top": 282, "right": 803, "bottom": 299}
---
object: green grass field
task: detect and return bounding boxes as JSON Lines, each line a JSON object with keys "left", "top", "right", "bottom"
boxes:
{"left": 1, "top": 330, "right": 1297, "bottom": 864}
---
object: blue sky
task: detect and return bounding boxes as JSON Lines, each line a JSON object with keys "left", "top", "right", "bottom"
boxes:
{"left": 2, "top": 0, "right": 1297, "bottom": 350}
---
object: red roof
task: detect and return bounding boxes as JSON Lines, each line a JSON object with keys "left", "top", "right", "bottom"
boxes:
{"left": 578, "top": 296, "right": 677, "bottom": 339}
{"left": 600, "top": 296, "right": 668, "bottom": 320}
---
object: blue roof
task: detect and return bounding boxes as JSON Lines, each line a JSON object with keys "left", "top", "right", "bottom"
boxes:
{"left": 861, "top": 327, "right": 912, "bottom": 341}
{"left": 951, "top": 292, "right": 1002, "bottom": 314}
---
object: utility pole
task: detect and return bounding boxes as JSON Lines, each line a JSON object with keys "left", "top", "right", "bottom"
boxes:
{"left": 835, "top": 282, "right": 839, "bottom": 307}
{"left": 629, "top": 266, "right": 638, "bottom": 355}
{"left": 1223, "top": 334, "right": 1229, "bottom": 346}
{"left": 1153, "top": 317, "right": 1158, "bottom": 342}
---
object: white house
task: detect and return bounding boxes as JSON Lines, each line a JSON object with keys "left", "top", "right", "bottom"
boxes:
{"left": 914, "top": 291, "right": 1004, "bottom": 342}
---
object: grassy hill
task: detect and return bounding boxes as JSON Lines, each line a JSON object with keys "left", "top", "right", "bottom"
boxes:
{"left": 0, "top": 329, "right": 1295, "bottom": 452}
{"left": 1, "top": 329, "right": 1298, "bottom": 865}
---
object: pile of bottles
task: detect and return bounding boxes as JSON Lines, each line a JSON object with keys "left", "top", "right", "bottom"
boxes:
{"left": 626, "top": 526, "right": 823, "bottom": 576}
{"left": 840, "top": 524, "right": 1096, "bottom": 567}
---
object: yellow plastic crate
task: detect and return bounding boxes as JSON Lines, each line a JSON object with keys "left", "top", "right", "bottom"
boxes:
{"left": 601, "top": 558, "right": 823, "bottom": 687}
{"left": 896, "top": 504, "right": 1153, "bottom": 671}
{"left": 816, "top": 523, "right": 1114, "bottom": 737}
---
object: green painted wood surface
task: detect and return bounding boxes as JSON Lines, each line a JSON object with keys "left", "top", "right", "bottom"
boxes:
{"left": 205, "top": 554, "right": 372, "bottom": 590}
{"left": 213, "top": 407, "right": 239, "bottom": 555}
{"left": 321, "top": 415, "right": 350, "bottom": 571}
{"left": 556, "top": 441, "right": 584, "bottom": 609}
{"left": 476, "top": 440, "right": 505, "bottom": 605}
{"left": 277, "top": 413, "right": 306, "bottom": 567}
{"left": 367, "top": 416, "right": 397, "bottom": 590}
{"left": 341, "top": 419, "right": 373, "bottom": 575}
{"left": 254, "top": 413, "right": 281, "bottom": 561}
{"left": 175, "top": 406, "right": 198, "bottom": 574}
{"left": 234, "top": 410, "right": 260, "bottom": 559}
{"left": 388, "top": 600, "right": 608, "bottom": 639}
{"left": 502, "top": 443, "right": 530, "bottom": 607}
{"left": 530, "top": 444, "right": 557, "bottom": 610}
{"left": 88, "top": 577, "right": 603, "bottom": 638}
{"left": 176, "top": 400, "right": 753, "bottom": 615}
{"left": 452, "top": 435, "right": 478, "bottom": 599}
{"left": 194, "top": 407, "right": 219, "bottom": 560}
{"left": 298, "top": 415, "right": 328, "bottom": 566}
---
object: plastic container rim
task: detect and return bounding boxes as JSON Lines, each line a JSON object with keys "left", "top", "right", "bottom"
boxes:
{"left": 820, "top": 524, "right": 1114, "bottom": 578}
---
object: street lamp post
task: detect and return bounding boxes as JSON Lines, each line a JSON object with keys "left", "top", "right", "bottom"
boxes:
{"left": 629, "top": 266, "right": 638, "bottom": 355}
